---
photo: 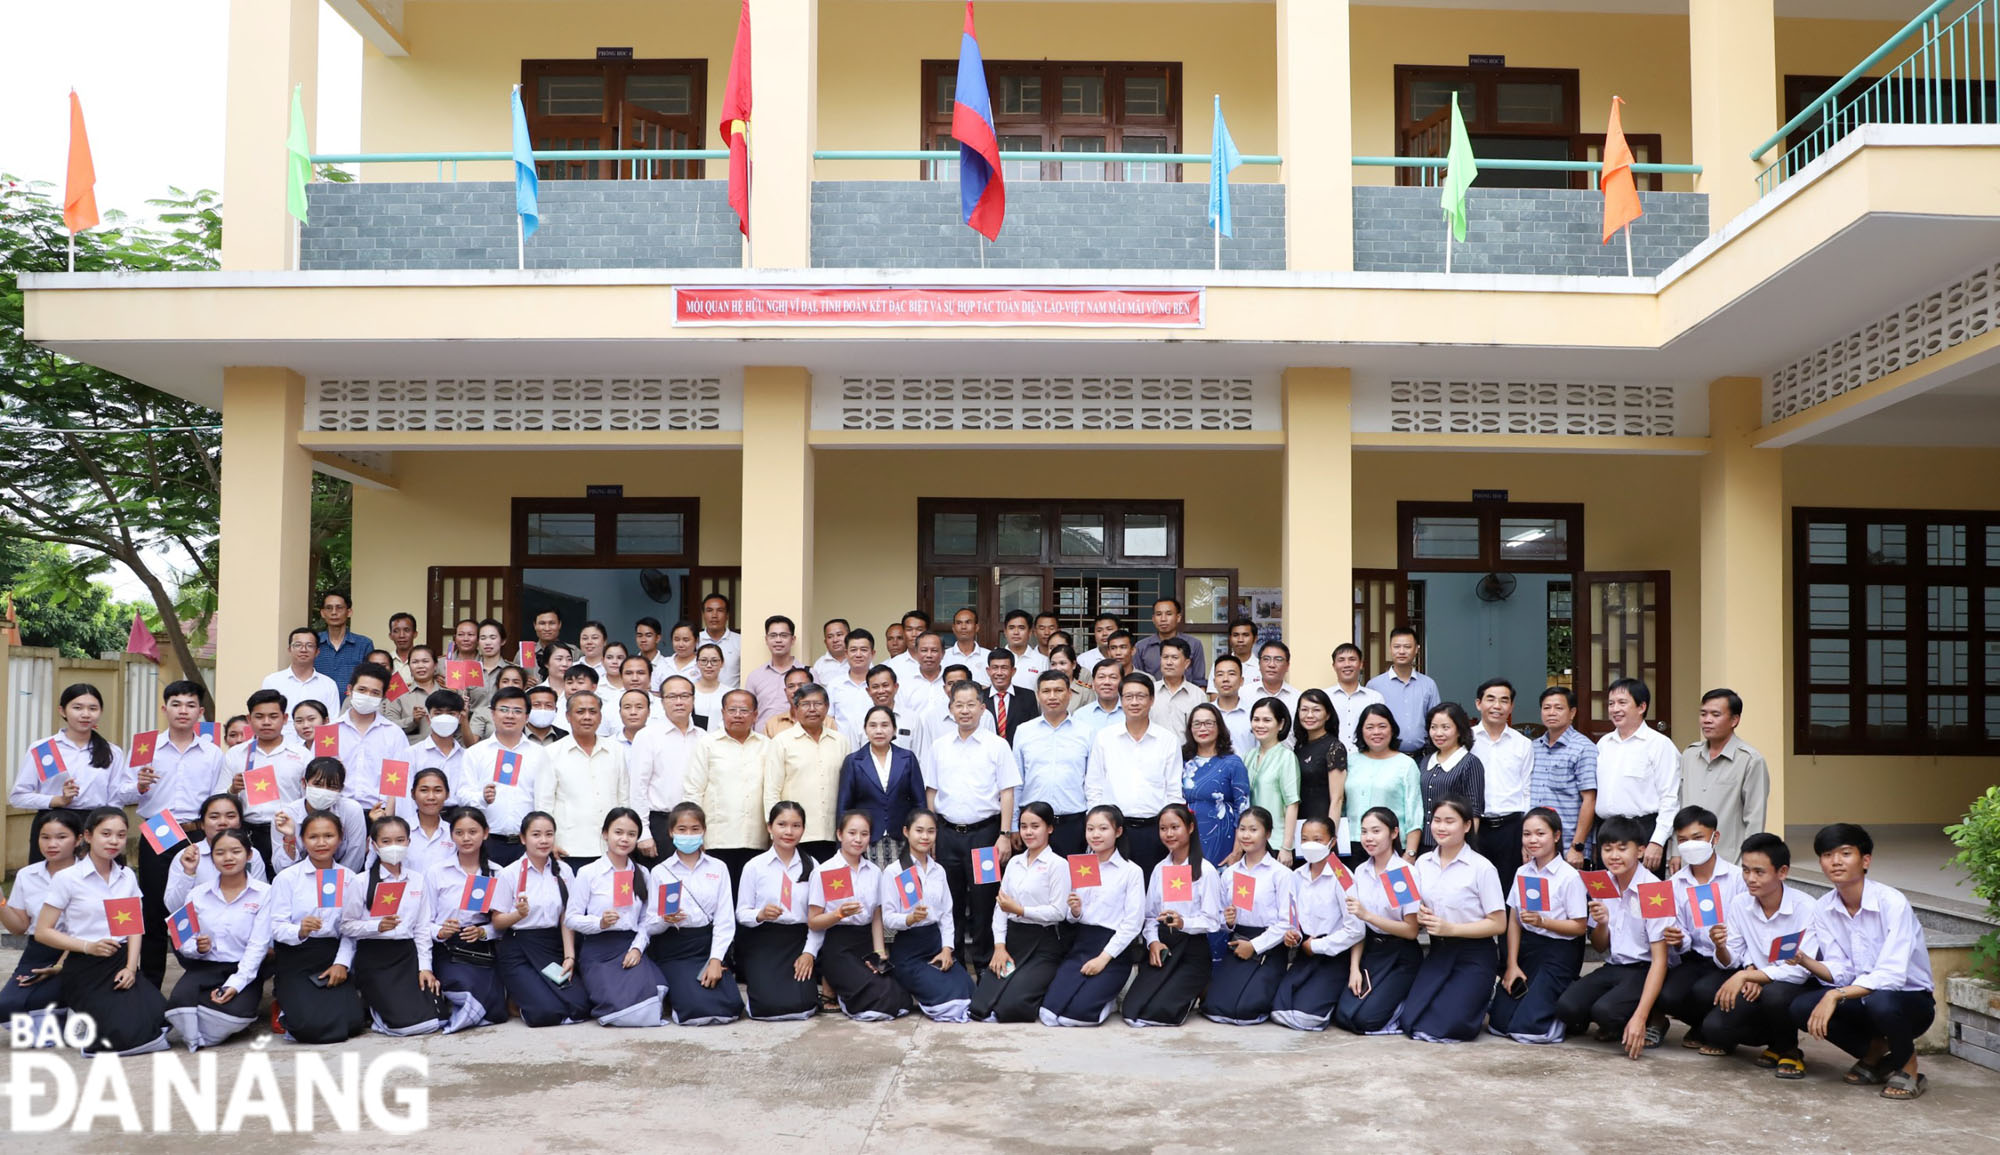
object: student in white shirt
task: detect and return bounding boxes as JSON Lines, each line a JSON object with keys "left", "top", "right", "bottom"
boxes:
{"left": 33, "top": 807, "right": 170, "bottom": 1053}
{"left": 1555, "top": 815, "right": 1674, "bottom": 1059}
{"left": 272, "top": 757, "right": 371, "bottom": 874}
{"left": 0, "top": 811, "right": 84, "bottom": 1025}
{"left": 1658, "top": 804, "right": 1749, "bottom": 1045}
{"left": 564, "top": 807, "right": 668, "bottom": 1027}
{"left": 263, "top": 810, "right": 368, "bottom": 1043}
{"left": 164, "top": 793, "right": 271, "bottom": 913}
{"left": 1488, "top": 807, "right": 1589, "bottom": 1044}
{"left": 491, "top": 810, "right": 591, "bottom": 1027}
{"left": 970, "top": 802, "right": 1071, "bottom": 1023}
{"left": 1123, "top": 803, "right": 1221, "bottom": 1027}
{"left": 1335, "top": 807, "right": 1424, "bottom": 1035}
{"left": 806, "top": 809, "right": 912, "bottom": 1021}
{"left": 340, "top": 815, "right": 444, "bottom": 1036}
{"left": 263, "top": 628, "right": 339, "bottom": 718}
{"left": 422, "top": 806, "right": 511, "bottom": 1033}
{"left": 639, "top": 801, "right": 744, "bottom": 1025}
{"left": 1039, "top": 804, "right": 1145, "bottom": 1027}
{"left": 1204, "top": 805, "right": 1295, "bottom": 1025}
{"left": 652, "top": 622, "right": 704, "bottom": 691}
{"left": 734, "top": 801, "right": 821, "bottom": 1021}
{"left": 882, "top": 808, "right": 974, "bottom": 1022}
{"left": 11, "top": 683, "right": 132, "bottom": 864}
{"left": 163, "top": 827, "right": 272, "bottom": 1050}
{"left": 396, "top": 768, "right": 458, "bottom": 882}
{"left": 1702, "top": 832, "right": 1821, "bottom": 1077}
{"left": 1791, "top": 822, "right": 1937, "bottom": 1100}
{"left": 1271, "top": 815, "right": 1368, "bottom": 1032}
{"left": 1398, "top": 796, "right": 1507, "bottom": 1042}
{"left": 224, "top": 688, "right": 311, "bottom": 874}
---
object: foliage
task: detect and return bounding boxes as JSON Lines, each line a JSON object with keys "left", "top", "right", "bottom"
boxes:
{"left": 311, "top": 473, "right": 353, "bottom": 609}
{"left": 1, "top": 540, "right": 157, "bottom": 659}
{"left": 1945, "top": 785, "right": 2000, "bottom": 978}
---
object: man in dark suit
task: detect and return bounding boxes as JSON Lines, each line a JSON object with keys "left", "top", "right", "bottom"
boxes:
{"left": 985, "top": 650, "right": 1037, "bottom": 744}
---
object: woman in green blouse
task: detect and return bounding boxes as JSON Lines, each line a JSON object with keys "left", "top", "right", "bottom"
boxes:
{"left": 1342, "top": 703, "right": 1424, "bottom": 862}
{"left": 1242, "top": 697, "right": 1300, "bottom": 866}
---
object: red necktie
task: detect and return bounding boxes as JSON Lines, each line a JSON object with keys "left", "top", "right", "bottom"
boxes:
{"left": 996, "top": 697, "right": 1007, "bottom": 732}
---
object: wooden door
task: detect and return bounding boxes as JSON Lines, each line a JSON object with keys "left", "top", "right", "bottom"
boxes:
{"left": 427, "top": 566, "right": 510, "bottom": 656}
{"left": 1577, "top": 570, "right": 1670, "bottom": 737}
{"left": 1352, "top": 569, "right": 1407, "bottom": 676}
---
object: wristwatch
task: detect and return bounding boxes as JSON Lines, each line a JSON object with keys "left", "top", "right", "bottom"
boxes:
{"left": 1571, "top": 842, "right": 1586, "bottom": 854}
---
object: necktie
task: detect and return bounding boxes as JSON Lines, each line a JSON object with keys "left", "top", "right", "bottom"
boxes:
{"left": 996, "top": 697, "right": 1007, "bottom": 733}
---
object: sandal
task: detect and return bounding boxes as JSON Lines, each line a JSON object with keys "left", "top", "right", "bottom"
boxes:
{"left": 1881, "top": 1071, "right": 1928, "bottom": 1100}
{"left": 1774, "top": 1054, "right": 1807, "bottom": 1080}
{"left": 1682, "top": 1034, "right": 1708, "bottom": 1050}
{"left": 1844, "top": 1057, "right": 1894, "bottom": 1086}
{"left": 1643, "top": 1023, "right": 1667, "bottom": 1049}
{"left": 1698, "top": 1043, "right": 1733, "bottom": 1057}
{"left": 1754, "top": 1049, "right": 1783, "bottom": 1069}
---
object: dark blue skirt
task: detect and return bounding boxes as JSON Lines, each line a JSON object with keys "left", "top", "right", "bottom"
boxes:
{"left": 495, "top": 926, "right": 591, "bottom": 1027}
{"left": 0, "top": 940, "right": 66, "bottom": 1019}
{"left": 1204, "top": 925, "right": 1285, "bottom": 1025}
{"left": 434, "top": 940, "right": 509, "bottom": 1032}
{"left": 272, "top": 937, "right": 368, "bottom": 1045}
{"left": 1402, "top": 934, "right": 1498, "bottom": 1042}
{"left": 1122, "top": 923, "right": 1210, "bottom": 1027}
{"left": 65, "top": 949, "right": 168, "bottom": 1054}
{"left": 1272, "top": 948, "right": 1350, "bottom": 1031}
{"left": 1488, "top": 931, "right": 1585, "bottom": 1043}
{"left": 646, "top": 924, "right": 743, "bottom": 1025}
{"left": 1333, "top": 933, "right": 1423, "bottom": 1034}
{"left": 351, "top": 938, "right": 445, "bottom": 1036}
{"left": 887, "top": 922, "right": 974, "bottom": 1021}
{"left": 1039, "top": 923, "right": 1136, "bottom": 1027}
{"left": 575, "top": 931, "right": 666, "bottom": 1026}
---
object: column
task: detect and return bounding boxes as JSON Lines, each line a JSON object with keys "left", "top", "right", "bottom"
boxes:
{"left": 217, "top": 369, "right": 314, "bottom": 711}
{"left": 1689, "top": 0, "right": 1778, "bottom": 229}
{"left": 1282, "top": 368, "right": 1354, "bottom": 689}
{"left": 1276, "top": 0, "right": 1354, "bottom": 271}
{"left": 739, "top": 367, "right": 815, "bottom": 672}
{"left": 220, "top": 0, "right": 319, "bottom": 270}
{"left": 1699, "top": 378, "right": 1787, "bottom": 832}
{"left": 749, "top": 0, "right": 818, "bottom": 269}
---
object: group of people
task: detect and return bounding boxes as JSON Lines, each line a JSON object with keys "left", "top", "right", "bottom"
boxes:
{"left": 0, "top": 594, "right": 1934, "bottom": 1100}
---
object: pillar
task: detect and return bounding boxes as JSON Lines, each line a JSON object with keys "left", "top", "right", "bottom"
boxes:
{"left": 1689, "top": 0, "right": 1778, "bottom": 229}
{"left": 1699, "top": 378, "right": 1787, "bottom": 832}
{"left": 749, "top": 0, "right": 818, "bottom": 269}
{"left": 1276, "top": 0, "right": 1354, "bottom": 271}
{"left": 217, "top": 369, "right": 314, "bottom": 711}
{"left": 739, "top": 367, "right": 814, "bottom": 671}
{"left": 220, "top": 0, "right": 318, "bottom": 270}
{"left": 1282, "top": 368, "right": 1354, "bottom": 689}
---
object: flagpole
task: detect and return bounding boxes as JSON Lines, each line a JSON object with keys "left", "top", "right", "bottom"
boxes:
{"left": 1214, "top": 225, "right": 1221, "bottom": 273}
{"left": 67, "top": 234, "right": 74, "bottom": 273}
{"left": 1624, "top": 223, "right": 1634, "bottom": 277}
{"left": 1444, "top": 221, "right": 1452, "bottom": 275}
{"left": 979, "top": 236, "right": 987, "bottom": 270}
{"left": 517, "top": 214, "right": 525, "bottom": 271}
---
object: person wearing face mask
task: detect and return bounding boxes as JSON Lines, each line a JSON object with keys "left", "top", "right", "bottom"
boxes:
{"left": 639, "top": 802, "right": 743, "bottom": 1025}
{"left": 272, "top": 757, "right": 371, "bottom": 873}
{"left": 1656, "top": 804, "right": 1748, "bottom": 1048}
{"left": 321, "top": 664, "right": 411, "bottom": 810}
{"left": 523, "top": 686, "right": 569, "bottom": 746}
{"left": 398, "top": 689, "right": 471, "bottom": 822}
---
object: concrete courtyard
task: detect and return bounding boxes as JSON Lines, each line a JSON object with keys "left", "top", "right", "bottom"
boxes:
{"left": 2, "top": 947, "right": 1998, "bottom": 1153}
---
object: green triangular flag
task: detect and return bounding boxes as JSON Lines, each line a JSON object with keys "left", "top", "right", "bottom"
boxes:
{"left": 1439, "top": 91, "right": 1479, "bottom": 244}
{"left": 286, "top": 84, "right": 311, "bottom": 224}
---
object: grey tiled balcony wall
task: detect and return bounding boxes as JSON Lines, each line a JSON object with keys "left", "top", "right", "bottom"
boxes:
{"left": 1352, "top": 186, "right": 1708, "bottom": 276}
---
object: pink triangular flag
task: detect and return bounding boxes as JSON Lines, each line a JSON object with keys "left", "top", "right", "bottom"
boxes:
{"left": 125, "top": 613, "right": 160, "bottom": 662}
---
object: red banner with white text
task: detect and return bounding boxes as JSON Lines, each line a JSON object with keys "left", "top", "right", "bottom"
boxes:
{"left": 672, "top": 285, "right": 1204, "bottom": 327}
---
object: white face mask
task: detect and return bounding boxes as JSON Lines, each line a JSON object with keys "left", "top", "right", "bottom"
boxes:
{"left": 1677, "top": 839, "right": 1715, "bottom": 867}
{"left": 304, "top": 786, "right": 341, "bottom": 810}
{"left": 374, "top": 844, "right": 407, "bottom": 866}
{"left": 528, "top": 708, "right": 558, "bottom": 729}
{"left": 348, "top": 692, "right": 382, "bottom": 716}
{"left": 1295, "top": 840, "right": 1332, "bottom": 864}
{"left": 428, "top": 714, "right": 460, "bottom": 738}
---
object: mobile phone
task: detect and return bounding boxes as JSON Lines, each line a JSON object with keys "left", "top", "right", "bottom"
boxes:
{"left": 996, "top": 960, "right": 1016, "bottom": 978}
{"left": 309, "top": 972, "right": 330, "bottom": 988}
{"left": 540, "top": 961, "right": 571, "bottom": 986}
{"left": 1507, "top": 976, "right": 1527, "bottom": 998}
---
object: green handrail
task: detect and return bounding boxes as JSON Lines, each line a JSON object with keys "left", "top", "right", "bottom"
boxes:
{"left": 1748, "top": 0, "right": 1957, "bottom": 160}
{"left": 813, "top": 149, "right": 1281, "bottom": 164}
{"left": 1353, "top": 157, "right": 1701, "bottom": 173}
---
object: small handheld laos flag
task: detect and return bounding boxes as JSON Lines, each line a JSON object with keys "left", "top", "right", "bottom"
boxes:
{"left": 821, "top": 866, "right": 856, "bottom": 902}
{"left": 1067, "top": 854, "right": 1101, "bottom": 890}
{"left": 1381, "top": 865, "right": 1422, "bottom": 910}
{"left": 314, "top": 868, "right": 346, "bottom": 909}
{"left": 243, "top": 765, "right": 281, "bottom": 807}
{"left": 1161, "top": 862, "right": 1193, "bottom": 903}
{"left": 1581, "top": 870, "right": 1621, "bottom": 900}
{"left": 1687, "top": 882, "right": 1724, "bottom": 929}
{"left": 370, "top": 878, "right": 408, "bottom": 918}
{"left": 1635, "top": 880, "right": 1676, "bottom": 918}
{"left": 141, "top": 810, "right": 186, "bottom": 854}
{"left": 971, "top": 845, "right": 999, "bottom": 884}
{"left": 897, "top": 867, "right": 923, "bottom": 910}
{"left": 658, "top": 880, "right": 682, "bottom": 917}
{"left": 378, "top": 759, "right": 410, "bottom": 799}
{"left": 128, "top": 730, "right": 159, "bottom": 769}
{"left": 31, "top": 739, "right": 66, "bottom": 783}
{"left": 167, "top": 902, "right": 201, "bottom": 951}
{"left": 459, "top": 874, "right": 495, "bottom": 914}
{"left": 494, "top": 748, "right": 523, "bottom": 786}
{"left": 1769, "top": 931, "right": 1804, "bottom": 964}
{"left": 612, "top": 868, "right": 636, "bottom": 908}
{"left": 1518, "top": 874, "right": 1551, "bottom": 913}
{"left": 104, "top": 897, "right": 143, "bottom": 937}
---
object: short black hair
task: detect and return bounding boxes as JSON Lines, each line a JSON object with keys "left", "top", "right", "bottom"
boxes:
{"left": 1003, "top": 609, "right": 1032, "bottom": 627}
{"left": 1331, "top": 642, "right": 1362, "bottom": 662}
{"left": 702, "top": 592, "right": 733, "bottom": 612}
{"left": 1388, "top": 625, "right": 1419, "bottom": 644}
{"left": 1813, "top": 822, "right": 1873, "bottom": 858}
{"left": 1213, "top": 654, "right": 1243, "bottom": 673}
{"left": 1036, "top": 669, "right": 1070, "bottom": 688}
{"left": 1475, "top": 677, "right": 1515, "bottom": 701}
{"left": 162, "top": 679, "right": 206, "bottom": 706}
{"left": 349, "top": 662, "right": 392, "bottom": 694}
{"left": 289, "top": 626, "right": 319, "bottom": 646}
{"left": 846, "top": 627, "right": 875, "bottom": 649}
{"left": 1106, "top": 629, "right": 1135, "bottom": 645}
{"left": 1739, "top": 832, "right": 1790, "bottom": 871}
{"left": 491, "top": 686, "right": 529, "bottom": 708}
{"left": 821, "top": 617, "right": 849, "bottom": 633}
{"left": 425, "top": 688, "right": 466, "bottom": 713}
{"left": 635, "top": 616, "right": 664, "bottom": 635}
{"left": 987, "top": 649, "right": 1015, "bottom": 668}
{"left": 479, "top": 617, "right": 505, "bottom": 639}
{"left": 865, "top": 663, "right": 898, "bottom": 684}
{"left": 1153, "top": 597, "right": 1183, "bottom": 615}
{"left": 764, "top": 614, "right": 796, "bottom": 634}
{"left": 1539, "top": 685, "right": 1577, "bottom": 708}
{"left": 526, "top": 685, "right": 560, "bottom": 705}
{"left": 1608, "top": 677, "right": 1651, "bottom": 710}
{"left": 1160, "top": 637, "right": 1192, "bottom": 659}
{"left": 565, "top": 664, "right": 600, "bottom": 685}
{"left": 1673, "top": 805, "right": 1719, "bottom": 834}
{"left": 389, "top": 612, "right": 417, "bottom": 630}
{"left": 901, "top": 609, "right": 930, "bottom": 627}
{"left": 942, "top": 663, "right": 971, "bottom": 680}
{"left": 246, "top": 688, "right": 289, "bottom": 713}
{"left": 1701, "top": 687, "right": 1744, "bottom": 716}
{"left": 321, "top": 590, "right": 351, "bottom": 608}
{"left": 1597, "top": 816, "right": 1651, "bottom": 849}
{"left": 1257, "top": 639, "right": 1291, "bottom": 661}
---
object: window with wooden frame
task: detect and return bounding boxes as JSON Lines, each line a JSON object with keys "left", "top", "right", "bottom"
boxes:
{"left": 522, "top": 59, "right": 707, "bottom": 180}
{"left": 1794, "top": 508, "right": 2000, "bottom": 756}
{"left": 1394, "top": 65, "right": 1660, "bottom": 191}
{"left": 919, "top": 60, "right": 1181, "bottom": 183}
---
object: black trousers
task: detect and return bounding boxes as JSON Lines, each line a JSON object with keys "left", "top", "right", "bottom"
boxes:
{"left": 1701, "top": 978, "right": 1817, "bottom": 1054}
{"left": 1477, "top": 813, "right": 1525, "bottom": 895}
{"left": 641, "top": 811, "right": 676, "bottom": 868}
{"left": 485, "top": 836, "right": 526, "bottom": 867}
{"left": 1556, "top": 961, "right": 1655, "bottom": 1034}
{"left": 247, "top": 822, "right": 275, "bottom": 877}
{"left": 711, "top": 846, "right": 760, "bottom": 897}
{"left": 1047, "top": 812, "right": 1088, "bottom": 858}
{"left": 937, "top": 816, "right": 1002, "bottom": 970}
{"left": 1792, "top": 986, "right": 1936, "bottom": 1070}
{"left": 799, "top": 840, "right": 838, "bottom": 868}
{"left": 1123, "top": 816, "right": 1165, "bottom": 878}
{"left": 1661, "top": 953, "right": 1732, "bottom": 1029}
{"left": 137, "top": 834, "right": 177, "bottom": 988}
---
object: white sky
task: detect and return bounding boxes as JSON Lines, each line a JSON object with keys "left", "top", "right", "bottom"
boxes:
{"left": 1, "top": 2, "right": 362, "bottom": 600}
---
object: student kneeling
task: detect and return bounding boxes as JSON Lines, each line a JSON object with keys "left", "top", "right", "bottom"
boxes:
{"left": 806, "top": 810, "right": 912, "bottom": 1021}
{"left": 1695, "top": 832, "right": 1820, "bottom": 1078}
{"left": 1555, "top": 816, "right": 1673, "bottom": 1059}
{"left": 1039, "top": 805, "right": 1143, "bottom": 1027}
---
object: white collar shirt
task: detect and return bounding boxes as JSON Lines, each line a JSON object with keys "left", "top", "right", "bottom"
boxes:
{"left": 164, "top": 839, "right": 270, "bottom": 911}
{"left": 266, "top": 861, "right": 361, "bottom": 966}
{"left": 10, "top": 730, "right": 133, "bottom": 812}
{"left": 1293, "top": 861, "right": 1368, "bottom": 957}
{"left": 1471, "top": 725, "right": 1537, "bottom": 816}
{"left": 137, "top": 733, "right": 225, "bottom": 821}
{"left": 684, "top": 731, "right": 773, "bottom": 851}
{"left": 1510, "top": 855, "right": 1588, "bottom": 940}
{"left": 1068, "top": 851, "right": 1146, "bottom": 957}
{"left": 1142, "top": 853, "right": 1221, "bottom": 940}
{"left": 1414, "top": 845, "right": 1506, "bottom": 925}
{"left": 1667, "top": 855, "right": 1748, "bottom": 960}
{"left": 921, "top": 728, "right": 1021, "bottom": 826}
{"left": 261, "top": 667, "right": 339, "bottom": 718}
{"left": 185, "top": 876, "right": 274, "bottom": 994}
{"left": 734, "top": 848, "right": 813, "bottom": 926}
{"left": 1594, "top": 725, "right": 1682, "bottom": 847}
{"left": 1223, "top": 855, "right": 1294, "bottom": 953}
{"left": 1085, "top": 722, "right": 1186, "bottom": 819}
{"left": 562, "top": 855, "right": 648, "bottom": 936}
{"left": 44, "top": 858, "right": 142, "bottom": 940}
{"left": 453, "top": 735, "right": 543, "bottom": 836}
{"left": 991, "top": 846, "right": 1070, "bottom": 942}
{"left": 879, "top": 854, "right": 954, "bottom": 943}
{"left": 1723, "top": 884, "right": 1819, "bottom": 984}
{"left": 535, "top": 736, "right": 629, "bottom": 857}
{"left": 638, "top": 852, "right": 736, "bottom": 960}
{"left": 628, "top": 720, "right": 702, "bottom": 815}
{"left": 494, "top": 854, "right": 574, "bottom": 932}
{"left": 1812, "top": 880, "right": 1933, "bottom": 992}
{"left": 1592, "top": 865, "right": 1673, "bottom": 966}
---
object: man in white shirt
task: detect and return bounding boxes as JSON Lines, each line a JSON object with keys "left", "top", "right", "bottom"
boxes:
{"left": 629, "top": 674, "right": 704, "bottom": 863}
{"left": 810, "top": 618, "right": 850, "bottom": 687}
{"left": 536, "top": 691, "right": 629, "bottom": 867}
{"left": 1072, "top": 659, "right": 1125, "bottom": 740}
{"left": 1208, "top": 654, "right": 1255, "bottom": 753}
{"left": 698, "top": 592, "right": 743, "bottom": 688}
{"left": 1593, "top": 678, "right": 1681, "bottom": 871}
{"left": 1245, "top": 640, "right": 1301, "bottom": 722}
{"left": 923, "top": 681, "right": 1019, "bottom": 971}
{"left": 997, "top": 610, "right": 1049, "bottom": 680}
{"left": 1149, "top": 637, "right": 1204, "bottom": 740}
{"left": 1085, "top": 673, "right": 1184, "bottom": 875}
{"left": 1212, "top": 619, "right": 1259, "bottom": 688}
{"left": 1322, "top": 642, "right": 1383, "bottom": 764}
{"left": 1074, "top": 614, "right": 1120, "bottom": 675}
{"left": 826, "top": 628, "right": 879, "bottom": 740}
{"left": 945, "top": 607, "right": 992, "bottom": 688}
{"left": 320, "top": 662, "right": 407, "bottom": 808}
{"left": 460, "top": 685, "right": 543, "bottom": 866}
{"left": 887, "top": 610, "right": 930, "bottom": 683}
{"left": 1470, "top": 677, "right": 1538, "bottom": 893}
{"left": 263, "top": 627, "right": 340, "bottom": 718}
{"left": 222, "top": 688, "right": 311, "bottom": 873}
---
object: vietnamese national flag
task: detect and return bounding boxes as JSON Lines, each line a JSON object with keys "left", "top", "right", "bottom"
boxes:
{"left": 1161, "top": 862, "right": 1193, "bottom": 903}
{"left": 314, "top": 868, "right": 346, "bottom": 909}
{"left": 897, "top": 867, "right": 923, "bottom": 910}
{"left": 1329, "top": 857, "right": 1355, "bottom": 891}
{"left": 1600, "top": 95, "right": 1644, "bottom": 244}
{"left": 821, "top": 865, "right": 856, "bottom": 903}
{"left": 103, "top": 896, "right": 142, "bottom": 937}
{"left": 494, "top": 748, "right": 523, "bottom": 787}
{"left": 444, "top": 660, "right": 484, "bottom": 690}
{"left": 1635, "top": 880, "right": 1675, "bottom": 918}
{"left": 1518, "top": 874, "right": 1551, "bottom": 914}
{"left": 1230, "top": 870, "right": 1257, "bottom": 912}
{"left": 141, "top": 810, "right": 186, "bottom": 854}
{"left": 658, "top": 880, "right": 682, "bottom": 917}
{"left": 951, "top": 1, "right": 1006, "bottom": 241}
{"left": 1687, "top": 881, "right": 1724, "bottom": 929}
{"left": 1581, "top": 870, "right": 1621, "bottom": 901}
{"left": 971, "top": 845, "right": 999, "bottom": 885}
{"left": 720, "top": 0, "right": 752, "bottom": 235}
{"left": 379, "top": 759, "right": 411, "bottom": 799}
{"left": 65, "top": 91, "right": 99, "bottom": 235}
{"left": 1381, "top": 865, "right": 1422, "bottom": 909}
{"left": 1768, "top": 931, "right": 1804, "bottom": 964}
{"left": 517, "top": 641, "right": 538, "bottom": 670}
{"left": 167, "top": 902, "right": 201, "bottom": 951}
{"left": 30, "top": 739, "right": 67, "bottom": 784}
{"left": 780, "top": 871, "right": 794, "bottom": 910}
{"left": 371, "top": 878, "right": 409, "bottom": 918}
{"left": 386, "top": 671, "right": 409, "bottom": 700}
{"left": 129, "top": 729, "right": 159, "bottom": 768}
{"left": 314, "top": 728, "right": 342, "bottom": 760}
{"left": 1067, "top": 854, "right": 1101, "bottom": 890}
{"left": 612, "top": 868, "right": 636, "bottom": 908}
{"left": 459, "top": 873, "right": 495, "bottom": 914}
{"left": 243, "top": 764, "right": 282, "bottom": 807}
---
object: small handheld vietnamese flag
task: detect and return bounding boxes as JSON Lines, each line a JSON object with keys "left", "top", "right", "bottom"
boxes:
{"left": 244, "top": 764, "right": 281, "bottom": 807}
{"left": 129, "top": 730, "right": 159, "bottom": 769}
{"left": 1230, "top": 870, "right": 1257, "bottom": 912}
{"left": 141, "top": 810, "right": 186, "bottom": 854}
{"left": 897, "top": 867, "right": 923, "bottom": 910}
{"left": 167, "top": 902, "right": 201, "bottom": 951}
{"left": 444, "top": 660, "right": 485, "bottom": 690}
{"left": 1161, "top": 862, "right": 1193, "bottom": 903}
{"left": 518, "top": 641, "right": 538, "bottom": 670}
{"left": 780, "top": 872, "right": 794, "bottom": 909}
{"left": 386, "top": 671, "right": 409, "bottom": 700}
{"left": 821, "top": 865, "right": 856, "bottom": 903}
{"left": 314, "top": 728, "right": 342, "bottom": 759}
{"left": 1768, "top": 931, "right": 1804, "bottom": 964}
{"left": 1687, "top": 882, "right": 1724, "bottom": 929}
{"left": 658, "top": 881, "right": 682, "bottom": 917}
{"left": 371, "top": 878, "right": 409, "bottom": 918}
{"left": 612, "top": 868, "right": 636, "bottom": 908}
{"left": 1518, "top": 874, "right": 1551, "bottom": 914}
{"left": 971, "top": 845, "right": 999, "bottom": 885}
{"left": 314, "top": 868, "right": 346, "bottom": 909}
{"left": 1328, "top": 857, "right": 1355, "bottom": 891}
{"left": 1067, "top": 854, "right": 1101, "bottom": 890}
{"left": 1635, "top": 880, "right": 1675, "bottom": 918}
{"left": 379, "top": 759, "right": 410, "bottom": 799}
{"left": 494, "top": 748, "right": 523, "bottom": 786}
{"left": 459, "top": 873, "right": 495, "bottom": 914}
{"left": 30, "top": 739, "right": 67, "bottom": 783}
{"left": 104, "top": 896, "right": 143, "bottom": 937}
{"left": 1581, "top": 870, "right": 1621, "bottom": 901}
{"left": 1381, "top": 865, "right": 1422, "bottom": 910}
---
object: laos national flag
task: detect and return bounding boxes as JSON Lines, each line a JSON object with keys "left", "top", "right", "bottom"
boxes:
{"left": 952, "top": 2, "right": 1005, "bottom": 240}
{"left": 971, "top": 845, "right": 999, "bottom": 885}
{"left": 141, "top": 810, "right": 186, "bottom": 854}
{"left": 460, "top": 873, "right": 496, "bottom": 914}
{"left": 1518, "top": 874, "right": 1550, "bottom": 913}
{"left": 167, "top": 902, "right": 201, "bottom": 951}
{"left": 1381, "top": 865, "right": 1422, "bottom": 910}
{"left": 494, "top": 748, "right": 523, "bottom": 787}
{"left": 1687, "top": 882, "right": 1724, "bottom": 929}
{"left": 31, "top": 739, "right": 66, "bottom": 783}
{"left": 314, "top": 868, "right": 346, "bottom": 909}
{"left": 897, "top": 867, "right": 923, "bottom": 910}
{"left": 1769, "top": 931, "right": 1804, "bottom": 964}
{"left": 658, "top": 880, "right": 682, "bottom": 917}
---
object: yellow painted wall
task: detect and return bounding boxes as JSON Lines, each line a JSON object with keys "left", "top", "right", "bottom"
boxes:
{"left": 1783, "top": 445, "right": 2000, "bottom": 826}
{"left": 810, "top": 448, "right": 1283, "bottom": 641}
{"left": 348, "top": 450, "right": 743, "bottom": 638}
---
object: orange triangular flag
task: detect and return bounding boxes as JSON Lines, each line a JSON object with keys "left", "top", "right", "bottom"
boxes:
{"left": 65, "top": 91, "right": 100, "bottom": 235}
{"left": 1600, "top": 96, "right": 1641, "bottom": 244}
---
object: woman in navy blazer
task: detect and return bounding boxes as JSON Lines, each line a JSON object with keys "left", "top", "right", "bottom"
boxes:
{"left": 837, "top": 705, "right": 929, "bottom": 868}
